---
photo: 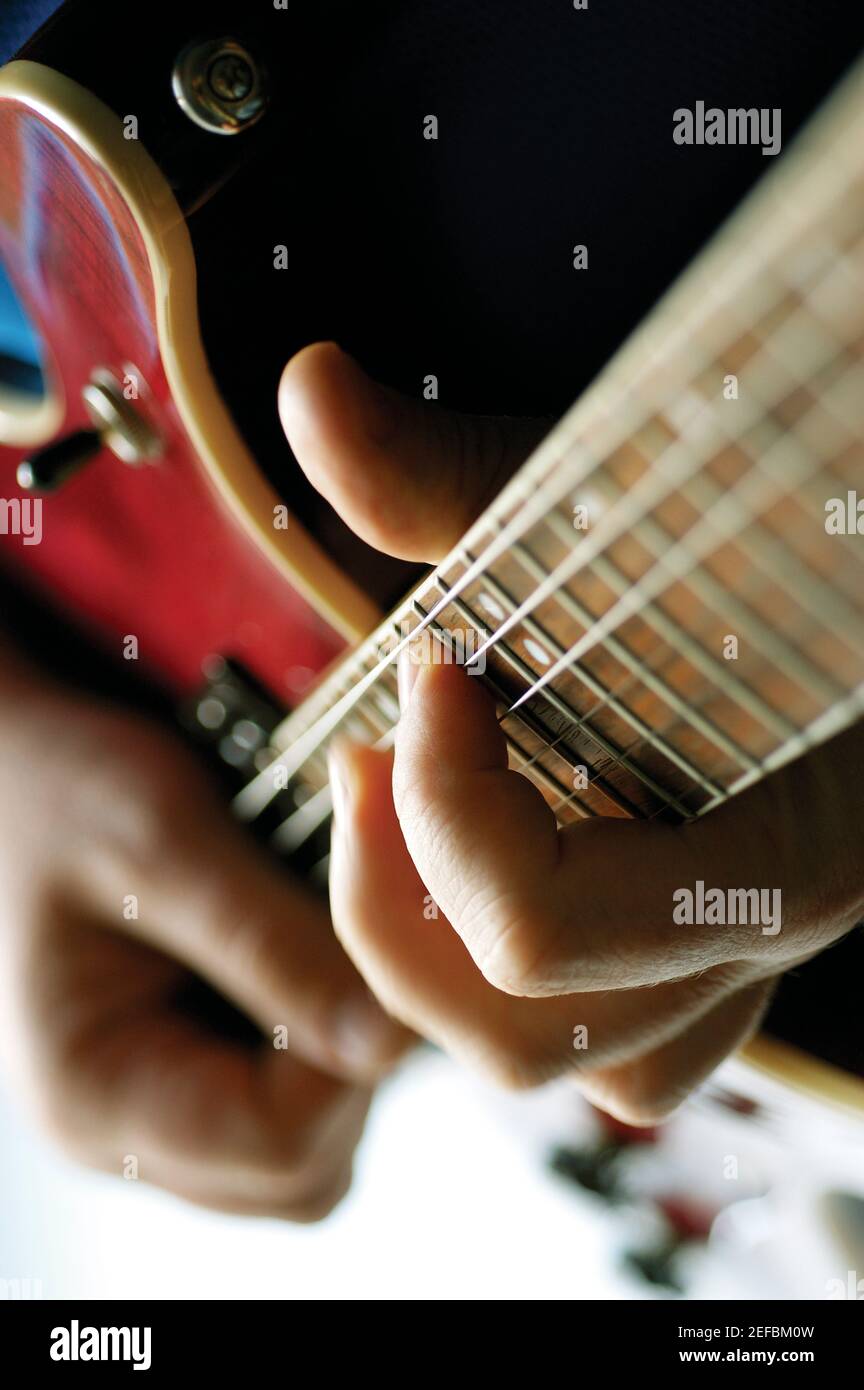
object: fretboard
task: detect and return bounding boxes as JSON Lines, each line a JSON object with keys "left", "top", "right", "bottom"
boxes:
{"left": 235, "top": 54, "right": 864, "bottom": 873}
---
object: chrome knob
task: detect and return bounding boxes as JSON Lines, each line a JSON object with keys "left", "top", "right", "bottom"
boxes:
{"left": 172, "top": 38, "right": 267, "bottom": 135}
{"left": 82, "top": 370, "right": 161, "bottom": 466}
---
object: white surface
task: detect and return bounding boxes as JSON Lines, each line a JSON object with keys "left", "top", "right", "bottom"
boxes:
{"left": 2, "top": 1047, "right": 855, "bottom": 1300}
{"left": 0, "top": 1051, "right": 639, "bottom": 1301}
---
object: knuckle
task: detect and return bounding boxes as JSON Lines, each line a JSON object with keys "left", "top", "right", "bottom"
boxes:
{"left": 75, "top": 721, "right": 197, "bottom": 866}
{"left": 476, "top": 1049, "right": 556, "bottom": 1092}
{"left": 467, "top": 893, "right": 560, "bottom": 998}
{"left": 272, "top": 1086, "right": 368, "bottom": 1176}
{"left": 460, "top": 1022, "right": 569, "bottom": 1092}
{"left": 279, "top": 1169, "right": 354, "bottom": 1224}
{"left": 597, "top": 1065, "right": 691, "bottom": 1128}
{"left": 195, "top": 885, "right": 288, "bottom": 995}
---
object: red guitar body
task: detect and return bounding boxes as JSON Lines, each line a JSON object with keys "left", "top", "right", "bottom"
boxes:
{"left": 0, "top": 79, "right": 344, "bottom": 706}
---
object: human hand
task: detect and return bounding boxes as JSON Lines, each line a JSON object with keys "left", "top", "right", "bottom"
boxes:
{"left": 0, "top": 653, "right": 409, "bottom": 1218}
{"left": 281, "top": 343, "right": 864, "bottom": 1123}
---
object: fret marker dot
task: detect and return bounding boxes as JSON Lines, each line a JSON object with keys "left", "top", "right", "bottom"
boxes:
{"left": 524, "top": 638, "right": 551, "bottom": 667}
{"left": 477, "top": 592, "right": 505, "bottom": 622}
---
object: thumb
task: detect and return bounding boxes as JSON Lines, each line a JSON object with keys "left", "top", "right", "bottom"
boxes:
{"left": 278, "top": 342, "right": 546, "bottom": 562}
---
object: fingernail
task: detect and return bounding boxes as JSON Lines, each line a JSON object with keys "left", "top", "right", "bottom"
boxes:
{"left": 333, "top": 990, "right": 402, "bottom": 1074}
{"left": 397, "top": 647, "right": 420, "bottom": 711}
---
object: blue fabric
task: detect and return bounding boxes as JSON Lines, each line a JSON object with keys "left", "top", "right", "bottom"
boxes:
{"left": 0, "top": 262, "right": 41, "bottom": 367}
{"left": 0, "top": 0, "right": 63, "bottom": 377}
{"left": 0, "top": 0, "right": 64, "bottom": 65}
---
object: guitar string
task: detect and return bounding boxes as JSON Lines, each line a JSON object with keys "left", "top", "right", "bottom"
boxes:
{"left": 239, "top": 334, "right": 860, "bottom": 832}
{"left": 267, "top": 302, "right": 858, "bottom": 814}
{"left": 237, "top": 116, "right": 864, "bottom": 831}
{"left": 467, "top": 310, "right": 864, "bottom": 710}
{"left": 467, "top": 224, "right": 864, "bottom": 732}
{"left": 233, "top": 410, "right": 624, "bottom": 819}
{"left": 506, "top": 357, "right": 864, "bottom": 717}
{"left": 234, "top": 417, "right": 729, "bottom": 824}
{"left": 270, "top": 301, "right": 864, "bottom": 845}
{"left": 234, "top": 185, "right": 803, "bottom": 819}
{"left": 274, "top": 324, "right": 864, "bottom": 850}
{"left": 244, "top": 332, "right": 864, "bottom": 839}
{"left": 260, "top": 80, "right": 864, "bottom": 890}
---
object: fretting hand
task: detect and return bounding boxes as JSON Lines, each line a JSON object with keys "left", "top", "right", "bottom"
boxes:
{"left": 282, "top": 342, "right": 864, "bottom": 1122}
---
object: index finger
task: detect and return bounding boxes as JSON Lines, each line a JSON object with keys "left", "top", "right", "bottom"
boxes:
{"left": 393, "top": 660, "right": 793, "bottom": 996}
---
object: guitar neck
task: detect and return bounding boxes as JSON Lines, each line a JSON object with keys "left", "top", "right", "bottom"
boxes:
{"left": 236, "top": 54, "right": 864, "bottom": 843}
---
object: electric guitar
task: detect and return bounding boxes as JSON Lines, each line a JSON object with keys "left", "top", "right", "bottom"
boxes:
{"left": 1, "top": 4, "right": 863, "bottom": 1169}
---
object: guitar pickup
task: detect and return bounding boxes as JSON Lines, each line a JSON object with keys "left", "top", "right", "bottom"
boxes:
{"left": 179, "top": 655, "right": 283, "bottom": 782}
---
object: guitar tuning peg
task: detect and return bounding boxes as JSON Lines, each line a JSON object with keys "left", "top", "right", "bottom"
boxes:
{"left": 17, "top": 429, "right": 102, "bottom": 492}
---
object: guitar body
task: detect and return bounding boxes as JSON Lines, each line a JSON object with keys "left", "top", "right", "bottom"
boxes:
{"left": 0, "top": 59, "right": 364, "bottom": 704}
{"left": 1, "top": 2, "right": 864, "bottom": 1179}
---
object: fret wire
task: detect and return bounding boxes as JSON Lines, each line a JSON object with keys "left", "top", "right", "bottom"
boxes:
{"left": 576, "top": 678, "right": 734, "bottom": 809}
{"left": 270, "top": 719, "right": 597, "bottom": 854}
{"left": 681, "top": 433, "right": 864, "bottom": 651}
{"left": 451, "top": 562, "right": 726, "bottom": 800}
{"left": 356, "top": 697, "right": 392, "bottom": 738}
{"left": 476, "top": 530, "right": 764, "bottom": 771}
{"left": 239, "top": 73, "right": 864, "bottom": 827}
{"left": 450, "top": 143, "right": 850, "bottom": 681}
{"left": 256, "top": 346, "right": 855, "bottom": 828}
{"left": 531, "top": 537, "right": 776, "bottom": 765}
{"left": 465, "top": 397, "right": 772, "bottom": 679}
{"left": 270, "top": 722, "right": 397, "bottom": 853}
{"left": 542, "top": 506, "right": 799, "bottom": 743}
{"left": 454, "top": 574, "right": 645, "bottom": 745}
{"left": 781, "top": 465, "right": 864, "bottom": 563}
{"left": 636, "top": 678, "right": 741, "bottom": 756}
{"left": 258, "top": 193, "right": 812, "bottom": 768}
{"left": 417, "top": 606, "right": 642, "bottom": 817}
{"left": 548, "top": 763, "right": 658, "bottom": 822}
{"left": 505, "top": 246, "right": 861, "bottom": 722}
{"left": 507, "top": 405, "right": 848, "bottom": 718}
{"left": 505, "top": 740, "right": 593, "bottom": 821}
{"left": 269, "top": 617, "right": 604, "bottom": 851}
{"left": 523, "top": 386, "right": 854, "bottom": 723}
{"left": 258, "top": 353, "right": 861, "bottom": 834}
{"left": 247, "top": 239, "right": 818, "bottom": 799}
{"left": 680, "top": 672, "right": 751, "bottom": 725}
{"left": 680, "top": 253, "right": 864, "bottom": 627}
{"left": 417, "top": 596, "right": 691, "bottom": 817}
{"left": 696, "top": 680, "right": 864, "bottom": 816}
{"left": 419, "top": 594, "right": 669, "bottom": 812}
{"left": 549, "top": 522, "right": 840, "bottom": 782}
{"left": 501, "top": 718, "right": 570, "bottom": 773}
